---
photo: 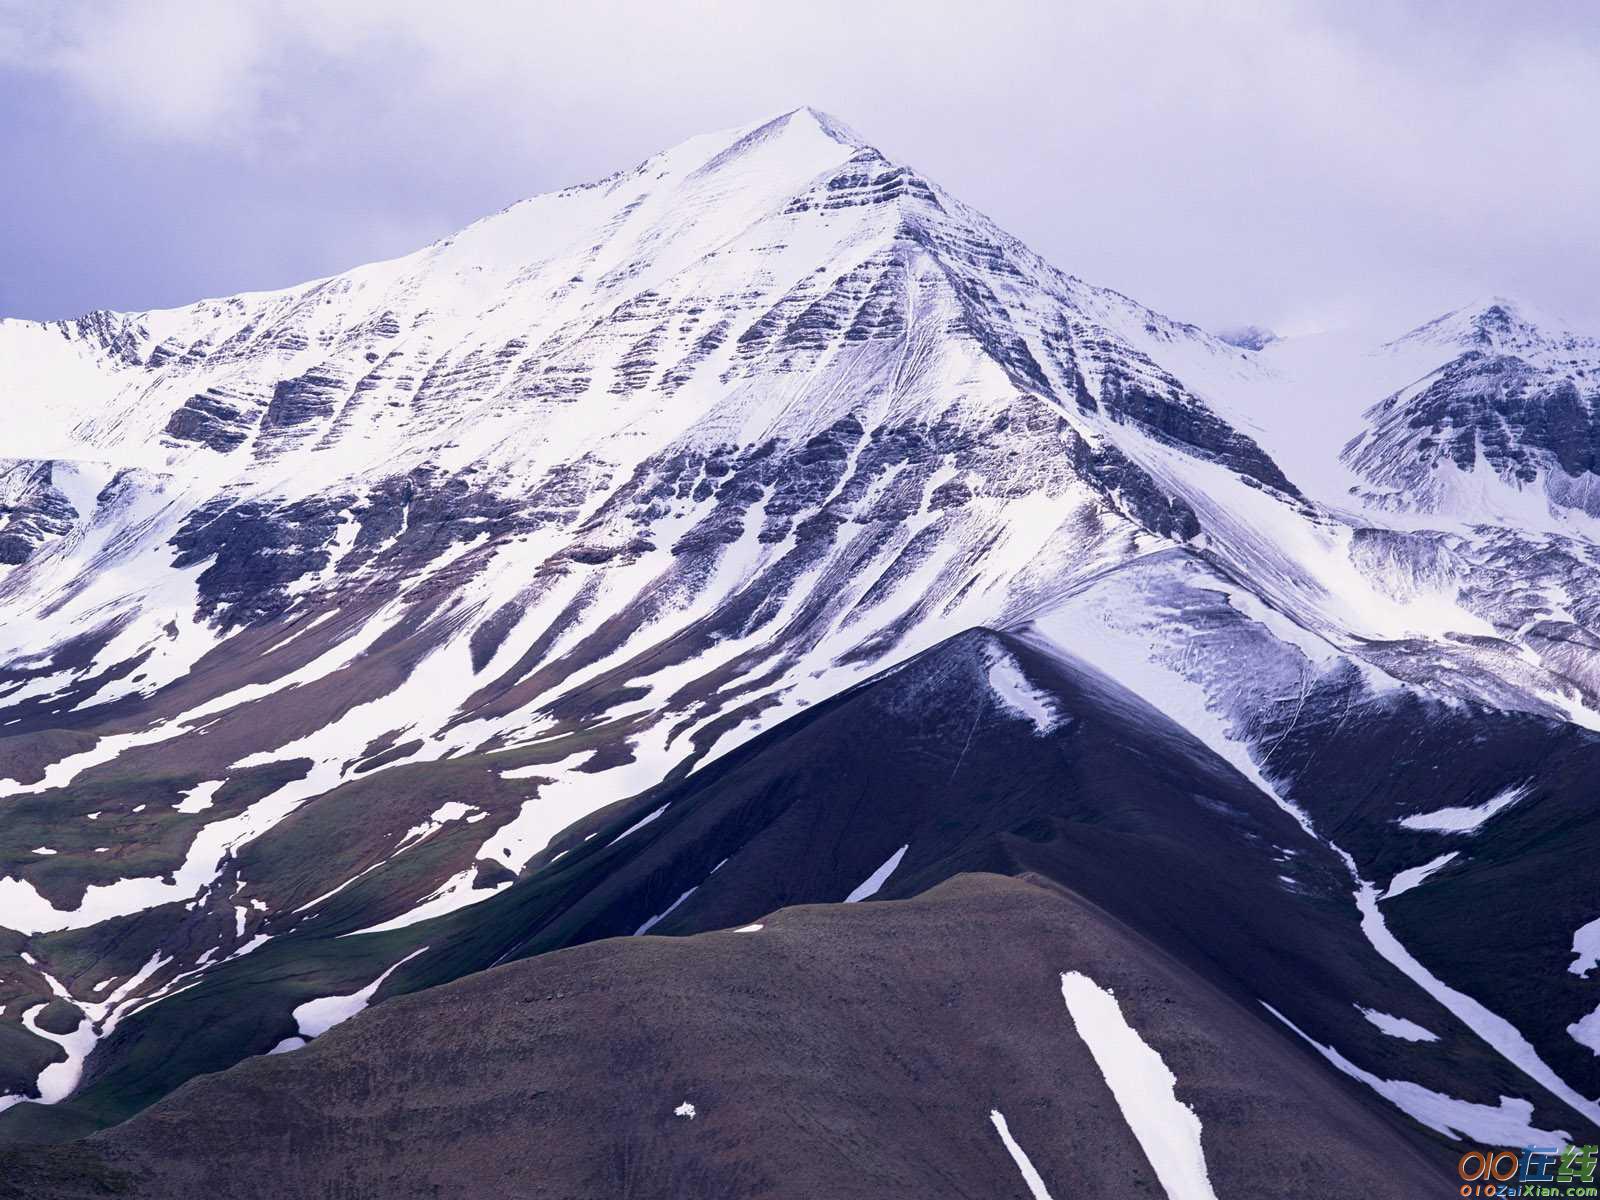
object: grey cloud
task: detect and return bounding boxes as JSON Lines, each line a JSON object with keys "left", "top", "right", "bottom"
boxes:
{"left": 1, "top": 0, "right": 1597, "bottom": 336}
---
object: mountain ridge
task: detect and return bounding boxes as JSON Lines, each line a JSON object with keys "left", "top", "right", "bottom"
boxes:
{"left": 3, "top": 109, "right": 1600, "bottom": 1193}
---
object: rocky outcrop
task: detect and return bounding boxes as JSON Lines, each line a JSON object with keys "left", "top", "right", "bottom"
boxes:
{"left": 162, "top": 385, "right": 266, "bottom": 453}
{"left": 0, "top": 463, "right": 82, "bottom": 565}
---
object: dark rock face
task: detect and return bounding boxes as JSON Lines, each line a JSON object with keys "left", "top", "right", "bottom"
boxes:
{"left": 60, "top": 310, "right": 146, "bottom": 367}
{"left": 263, "top": 365, "right": 349, "bottom": 430}
{"left": 170, "top": 495, "right": 352, "bottom": 627}
{"left": 162, "top": 385, "right": 265, "bottom": 452}
{"left": 166, "top": 459, "right": 604, "bottom": 628}
{"left": 784, "top": 148, "right": 944, "bottom": 215}
{"left": 1385, "top": 352, "right": 1600, "bottom": 480}
{"left": 1061, "top": 425, "right": 1203, "bottom": 540}
{"left": 1347, "top": 307, "right": 1600, "bottom": 512}
{"left": 1099, "top": 368, "right": 1301, "bottom": 496}
{"left": 0, "top": 463, "right": 81, "bottom": 565}
{"left": 588, "top": 395, "right": 1203, "bottom": 572}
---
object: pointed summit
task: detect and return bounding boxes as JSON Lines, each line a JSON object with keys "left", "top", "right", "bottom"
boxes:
{"left": 1389, "top": 294, "right": 1590, "bottom": 358}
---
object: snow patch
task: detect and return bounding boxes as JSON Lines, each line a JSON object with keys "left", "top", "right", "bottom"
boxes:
{"left": 844, "top": 845, "right": 908, "bottom": 902}
{"left": 1568, "top": 917, "right": 1600, "bottom": 978}
{"left": 1265, "top": 1003, "right": 1569, "bottom": 1145}
{"left": 1060, "top": 971, "right": 1219, "bottom": 1200}
{"left": 1399, "top": 783, "right": 1532, "bottom": 834}
{"left": 1347, "top": 864, "right": 1600, "bottom": 1127}
{"left": 610, "top": 804, "right": 668, "bottom": 845}
{"left": 340, "top": 868, "right": 509, "bottom": 937}
{"left": 985, "top": 649, "right": 1065, "bottom": 735}
{"left": 292, "top": 947, "right": 428, "bottom": 1040}
{"left": 1569, "top": 1004, "right": 1600, "bottom": 1056}
{"left": 1357, "top": 1006, "right": 1439, "bottom": 1043}
{"left": 174, "top": 780, "right": 224, "bottom": 813}
{"left": 634, "top": 887, "right": 698, "bottom": 936}
{"left": 988, "top": 1109, "right": 1056, "bottom": 1200}
{"left": 395, "top": 801, "right": 482, "bottom": 851}
{"left": 1382, "top": 852, "right": 1459, "bottom": 900}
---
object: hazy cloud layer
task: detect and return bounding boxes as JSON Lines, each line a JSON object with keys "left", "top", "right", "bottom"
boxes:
{"left": 2, "top": 0, "right": 1596, "bottom": 335}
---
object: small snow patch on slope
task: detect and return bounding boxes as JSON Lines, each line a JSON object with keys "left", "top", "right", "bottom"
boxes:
{"left": 1382, "top": 852, "right": 1459, "bottom": 900}
{"left": 293, "top": 947, "right": 428, "bottom": 1040}
{"left": 1570, "top": 917, "right": 1600, "bottom": 978}
{"left": 1265, "top": 1003, "right": 1569, "bottom": 1145}
{"left": 634, "top": 886, "right": 697, "bottom": 936}
{"left": 1060, "top": 971, "right": 1219, "bottom": 1200}
{"left": 1357, "top": 1006, "right": 1439, "bottom": 1043}
{"left": 985, "top": 649, "right": 1065, "bottom": 735}
{"left": 988, "top": 1109, "right": 1056, "bottom": 1200}
{"left": 339, "top": 867, "right": 507, "bottom": 937}
{"left": 1569, "top": 1004, "right": 1600, "bottom": 1056}
{"left": 611, "top": 804, "right": 668, "bottom": 845}
{"left": 844, "top": 845, "right": 907, "bottom": 902}
{"left": 174, "top": 780, "right": 224, "bottom": 814}
{"left": 1399, "top": 783, "right": 1531, "bottom": 834}
{"left": 395, "top": 801, "right": 482, "bottom": 851}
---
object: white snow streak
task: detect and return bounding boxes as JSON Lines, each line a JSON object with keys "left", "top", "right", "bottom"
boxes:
{"left": 985, "top": 650, "right": 1063, "bottom": 735}
{"left": 843, "top": 845, "right": 907, "bottom": 902}
{"left": 292, "top": 947, "right": 428, "bottom": 1040}
{"left": 1382, "top": 851, "right": 1459, "bottom": 900}
{"left": 1265, "top": 1003, "right": 1569, "bottom": 1145}
{"left": 634, "top": 887, "right": 698, "bottom": 936}
{"left": 1347, "top": 868, "right": 1600, "bottom": 1127}
{"left": 988, "top": 1109, "right": 1056, "bottom": 1200}
{"left": 1398, "top": 783, "right": 1532, "bottom": 834}
{"left": 1357, "top": 1006, "right": 1439, "bottom": 1043}
{"left": 610, "top": 804, "right": 668, "bottom": 845}
{"left": 1060, "top": 971, "right": 1219, "bottom": 1200}
{"left": 173, "top": 779, "right": 224, "bottom": 813}
{"left": 339, "top": 869, "right": 507, "bottom": 937}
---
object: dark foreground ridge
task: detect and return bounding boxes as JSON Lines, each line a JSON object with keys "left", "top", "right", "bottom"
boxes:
{"left": 1, "top": 874, "right": 1451, "bottom": 1200}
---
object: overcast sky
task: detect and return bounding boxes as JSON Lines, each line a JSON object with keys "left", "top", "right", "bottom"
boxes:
{"left": 3, "top": 1, "right": 1597, "bottom": 337}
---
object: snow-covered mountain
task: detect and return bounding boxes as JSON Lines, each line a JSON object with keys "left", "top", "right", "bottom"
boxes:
{"left": 1345, "top": 298, "right": 1600, "bottom": 523}
{"left": 3, "top": 108, "right": 1600, "bottom": 1194}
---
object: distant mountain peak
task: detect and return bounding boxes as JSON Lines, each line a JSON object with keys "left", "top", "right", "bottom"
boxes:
{"left": 1347, "top": 294, "right": 1600, "bottom": 519}
{"left": 1214, "top": 324, "right": 1279, "bottom": 352}
{"left": 1387, "top": 294, "right": 1592, "bottom": 359}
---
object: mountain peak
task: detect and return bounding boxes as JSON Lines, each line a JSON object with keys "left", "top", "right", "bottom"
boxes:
{"left": 1214, "top": 324, "right": 1279, "bottom": 352}
{"left": 783, "top": 105, "right": 869, "bottom": 148}
{"left": 1387, "top": 293, "right": 1590, "bottom": 358}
